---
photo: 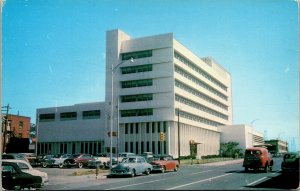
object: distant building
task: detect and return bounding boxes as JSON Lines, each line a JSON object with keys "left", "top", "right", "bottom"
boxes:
{"left": 265, "top": 139, "right": 288, "bottom": 154}
{"left": 36, "top": 102, "right": 105, "bottom": 155}
{"left": 2, "top": 114, "right": 31, "bottom": 152}
{"left": 219, "top": 124, "right": 264, "bottom": 151}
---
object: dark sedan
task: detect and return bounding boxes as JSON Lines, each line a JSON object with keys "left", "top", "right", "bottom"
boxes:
{"left": 2, "top": 161, "right": 43, "bottom": 190}
{"left": 63, "top": 154, "right": 93, "bottom": 168}
{"left": 281, "top": 152, "right": 299, "bottom": 174}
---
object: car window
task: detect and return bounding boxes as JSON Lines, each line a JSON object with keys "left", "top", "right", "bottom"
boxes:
{"left": 17, "top": 162, "right": 30, "bottom": 170}
{"left": 2, "top": 165, "right": 17, "bottom": 173}
{"left": 128, "top": 158, "right": 137, "bottom": 163}
{"left": 245, "top": 150, "right": 261, "bottom": 155}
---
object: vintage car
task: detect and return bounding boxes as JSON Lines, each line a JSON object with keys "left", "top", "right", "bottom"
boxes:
{"left": 63, "top": 153, "right": 94, "bottom": 168}
{"left": 2, "top": 153, "right": 29, "bottom": 163}
{"left": 243, "top": 147, "right": 273, "bottom": 172}
{"left": 2, "top": 161, "right": 43, "bottom": 190}
{"left": 151, "top": 155, "right": 179, "bottom": 173}
{"left": 281, "top": 152, "right": 299, "bottom": 174}
{"left": 109, "top": 156, "right": 152, "bottom": 177}
{"left": 87, "top": 154, "right": 109, "bottom": 169}
{"left": 42, "top": 154, "right": 72, "bottom": 168}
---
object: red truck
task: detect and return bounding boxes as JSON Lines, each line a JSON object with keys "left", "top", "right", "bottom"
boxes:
{"left": 243, "top": 147, "right": 273, "bottom": 172}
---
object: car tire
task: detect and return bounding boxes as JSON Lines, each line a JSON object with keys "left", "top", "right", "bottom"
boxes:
{"left": 264, "top": 164, "right": 269, "bottom": 173}
{"left": 59, "top": 163, "right": 64, "bottom": 168}
{"left": 42, "top": 163, "right": 47, "bottom": 168}
{"left": 144, "top": 168, "right": 150, "bottom": 175}
{"left": 131, "top": 169, "right": 136, "bottom": 177}
{"left": 78, "top": 162, "right": 83, "bottom": 168}
{"left": 245, "top": 167, "right": 248, "bottom": 172}
{"left": 174, "top": 165, "right": 178, "bottom": 172}
{"left": 161, "top": 166, "right": 166, "bottom": 173}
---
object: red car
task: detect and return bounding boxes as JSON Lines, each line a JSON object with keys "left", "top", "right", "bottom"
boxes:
{"left": 150, "top": 155, "right": 179, "bottom": 173}
{"left": 63, "top": 154, "right": 94, "bottom": 168}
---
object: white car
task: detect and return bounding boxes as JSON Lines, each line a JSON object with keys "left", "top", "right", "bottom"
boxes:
{"left": 3, "top": 159, "right": 49, "bottom": 185}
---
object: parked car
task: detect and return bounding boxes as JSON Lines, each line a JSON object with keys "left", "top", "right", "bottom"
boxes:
{"left": 281, "top": 152, "right": 299, "bottom": 174}
{"left": 43, "top": 154, "right": 72, "bottom": 168}
{"left": 109, "top": 156, "right": 152, "bottom": 177}
{"left": 2, "top": 161, "right": 44, "bottom": 190}
{"left": 243, "top": 147, "right": 273, "bottom": 172}
{"left": 2, "top": 153, "right": 29, "bottom": 163}
{"left": 117, "top": 152, "right": 136, "bottom": 162}
{"left": 3, "top": 159, "right": 49, "bottom": 185}
{"left": 87, "top": 154, "right": 108, "bottom": 169}
{"left": 30, "top": 154, "right": 48, "bottom": 167}
{"left": 63, "top": 154, "right": 94, "bottom": 168}
{"left": 40, "top": 154, "right": 56, "bottom": 168}
{"left": 151, "top": 155, "right": 179, "bottom": 173}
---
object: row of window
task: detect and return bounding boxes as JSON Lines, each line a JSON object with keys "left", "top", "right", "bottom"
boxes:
{"left": 121, "top": 79, "right": 153, "bottom": 88}
{"left": 176, "top": 109, "right": 224, "bottom": 127}
{"left": 121, "top": 108, "right": 153, "bottom": 117}
{"left": 39, "top": 110, "right": 101, "bottom": 122}
{"left": 121, "top": 50, "right": 153, "bottom": 61}
{"left": 121, "top": 94, "right": 153, "bottom": 102}
{"left": 121, "top": 64, "right": 152, "bottom": 74}
{"left": 125, "top": 141, "right": 167, "bottom": 155}
{"left": 174, "top": 51, "right": 228, "bottom": 91}
{"left": 37, "top": 141, "right": 103, "bottom": 155}
{"left": 175, "top": 80, "right": 228, "bottom": 111}
{"left": 175, "top": 94, "right": 228, "bottom": 120}
{"left": 124, "top": 122, "right": 167, "bottom": 134}
{"left": 175, "top": 65, "right": 227, "bottom": 101}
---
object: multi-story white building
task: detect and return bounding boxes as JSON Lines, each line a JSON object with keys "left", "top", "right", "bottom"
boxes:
{"left": 37, "top": 29, "right": 232, "bottom": 158}
{"left": 105, "top": 29, "right": 232, "bottom": 158}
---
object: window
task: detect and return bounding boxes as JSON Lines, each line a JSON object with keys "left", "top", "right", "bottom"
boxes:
{"left": 163, "top": 121, "right": 167, "bottom": 132}
{"left": 125, "top": 142, "right": 128, "bottom": 152}
{"left": 130, "top": 142, "right": 133, "bottom": 153}
{"left": 141, "top": 142, "right": 144, "bottom": 153}
{"left": 157, "top": 122, "right": 161, "bottom": 132}
{"left": 121, "top": 50, "right": 152, "bottom": 61}
{"left": 121, "top": 64, "right": 152, "bottom": 74}
{"left": 152, "top": 141, "right": 155, "bottom": 154}
{"left": 136, "top": 142, "right": 139, "bottom": 154}
{"left": 125, "top": 124, "right": 128, "bottom": 134}
{"left": 121, "top": 94, "right": 153, "bottom": 102}
{"left": 18, "top": 121, "right": 23, "bottom": 132}
{"left": 60, "top": 112, "right": 77, "bottom": 120}
{"left": 82, "top": 110, "right": 100, "bottom": 119}
{"left": 146, "top": 123, "right": 150, "bottom": 133}
{"left": 121, "top": 108, "right": 153, "bottom": 117}
{"left": 39, "top": 113, "right": 55, "bottom": 122}
{"left": 147, "top": 141, "right": 150, "bottom": 152}
{"left": 135, "top": 123, "right": 139, "bottom": 134}
{"left": 121, "top": 79, "right": 153, "bottom": 88}
{"left": 130, "top": 124, "right": 134, "bottom": 134}
{"left": 152, "top": 125, "right": 155, "bottom": 133}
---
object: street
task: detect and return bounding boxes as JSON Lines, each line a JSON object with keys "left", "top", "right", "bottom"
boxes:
{"left": 39, "top": 157, "right": 299, "bottom": 190}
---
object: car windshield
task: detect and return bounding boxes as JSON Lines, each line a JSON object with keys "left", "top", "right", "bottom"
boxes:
{"left": 17, "top": 162, "right": 30, "bottom": 170}
{"left": 123, "top": 158, "right": 137, "bottom": 163}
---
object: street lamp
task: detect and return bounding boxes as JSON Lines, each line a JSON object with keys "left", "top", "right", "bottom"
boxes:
{"left": 109, "top": 57, "right": 134, "bottom": 169}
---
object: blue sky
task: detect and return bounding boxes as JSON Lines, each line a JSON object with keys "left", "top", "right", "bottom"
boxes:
{"left": 2, "top": 0, "right": 299, "bottom": 151}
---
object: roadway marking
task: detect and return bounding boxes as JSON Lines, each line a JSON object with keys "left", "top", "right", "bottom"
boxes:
{"left": 190, "top": 170, "right": 212, "bottom": 175}
{"left": 104, "top": 178, "right": 168, "bottom": 190}
{"left": 246, "top": 177, "right": 268, "bottom": 186}
{"left": 166, "top": 173, "right": 233, "bottom": 190}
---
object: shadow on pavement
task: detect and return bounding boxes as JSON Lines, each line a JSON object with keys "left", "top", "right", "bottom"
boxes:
{"left": 246, "top": 173, "right": 299, "bottom": 190}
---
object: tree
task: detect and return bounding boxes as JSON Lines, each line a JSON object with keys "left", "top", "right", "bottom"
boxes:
{"left": 220, "top": 141, "right": 242, "bottom": 158}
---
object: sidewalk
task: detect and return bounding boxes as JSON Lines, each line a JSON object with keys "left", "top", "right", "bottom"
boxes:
{"left": 182, "top": 158, "right": 244, "bottom": 166}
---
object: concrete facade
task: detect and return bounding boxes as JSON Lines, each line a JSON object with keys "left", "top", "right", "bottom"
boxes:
{"left": 105, "top": 29, "right": 232, "bottom": 158}
{"left": 36, "top": 102, "right": 106, "bottom": 154}
{"left": 219, "top": 124, "right": 264, "bottom": 151}
{"left": 36, "top": 29, "right": 233, "bottom": 158}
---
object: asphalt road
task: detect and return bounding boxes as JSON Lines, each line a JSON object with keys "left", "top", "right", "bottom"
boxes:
{"left": 40, "top": 157, "right": 299, "bottom": 190}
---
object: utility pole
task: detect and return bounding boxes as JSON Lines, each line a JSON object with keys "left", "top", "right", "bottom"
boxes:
{"left": 2, "top": 104, "right": 11, "bottom": 153}
{"left": 177, "top": 108, "right": 180, "bottom": 164}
